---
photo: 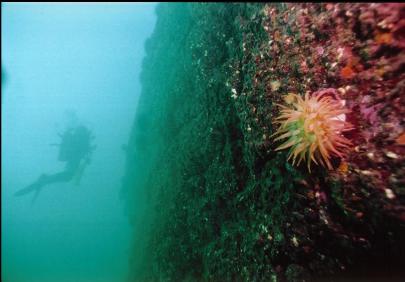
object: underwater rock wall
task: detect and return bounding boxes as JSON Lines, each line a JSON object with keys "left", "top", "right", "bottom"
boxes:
{"left": 122, "top": 3, "right": 405, "bottom": 281}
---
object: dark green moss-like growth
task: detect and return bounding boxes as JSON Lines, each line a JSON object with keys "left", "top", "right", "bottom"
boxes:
{"left": 122, "top": 3, "right": 405, "bottom": 281}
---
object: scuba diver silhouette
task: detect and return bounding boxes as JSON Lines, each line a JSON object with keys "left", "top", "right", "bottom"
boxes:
{"left": 14, "top": 125, "right": 95, "bottom": 202}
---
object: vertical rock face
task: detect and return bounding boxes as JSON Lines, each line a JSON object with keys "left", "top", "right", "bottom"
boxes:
{"left": 122, "top": 3, "right": 405, "bottom": 281}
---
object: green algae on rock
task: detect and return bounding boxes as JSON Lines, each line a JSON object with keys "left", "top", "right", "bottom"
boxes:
{"left": 122, "top": 3, "right": 405, "bottom": 281}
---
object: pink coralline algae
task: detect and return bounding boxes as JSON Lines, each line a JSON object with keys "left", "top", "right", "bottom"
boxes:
{"left": 270, "top": 2, "right": 403, "bottom": 205}
{"left": 227, "top": 3, "right": 405, "bottom": 279}
{"left": 258, "top": 2, "right": 405, "bottom": 245}
{"left": 232, "top": 2, "right": 404, "bottom": 224}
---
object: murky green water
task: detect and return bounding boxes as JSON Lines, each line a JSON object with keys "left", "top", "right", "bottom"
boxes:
{"left": 1, "top": 3, "right": 156, "bottom": 282}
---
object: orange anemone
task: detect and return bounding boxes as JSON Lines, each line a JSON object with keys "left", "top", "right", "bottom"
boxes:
{"left": 272, "top": 91, "right": 352, "bottom": 171}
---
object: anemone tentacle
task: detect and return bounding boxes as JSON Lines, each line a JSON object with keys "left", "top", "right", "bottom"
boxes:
{"left": 273, "top": 91, "right": 352, "bottom": 171}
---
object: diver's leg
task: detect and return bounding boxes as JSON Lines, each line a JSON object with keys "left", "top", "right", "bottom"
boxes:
{"left": 14, "top": 169, "right": 76, "bottom": 197}
{"left": 14, "top": 174, "right": 48, "bottom": 196}
{"left": 39, "top": 169, "right": 76, "bottom": 185}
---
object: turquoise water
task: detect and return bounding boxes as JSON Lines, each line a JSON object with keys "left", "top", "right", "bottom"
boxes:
{"left": 1, "top": 3, "right": 157, "bottom": 282}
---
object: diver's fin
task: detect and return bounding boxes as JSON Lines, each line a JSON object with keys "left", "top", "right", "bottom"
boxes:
{"left": 14, "top": 183, "right": 40, "bottom": 197}
{"left": 14, "top": 175, "right": 46, "bottom": 197}
{"left": 31, "top": 186, "right": 42, "bottom": 205}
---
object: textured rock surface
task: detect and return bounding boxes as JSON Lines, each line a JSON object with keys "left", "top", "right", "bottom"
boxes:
{"left": 122, "top": 3, "right": 405, "bottom": 281}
